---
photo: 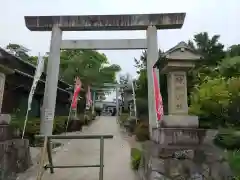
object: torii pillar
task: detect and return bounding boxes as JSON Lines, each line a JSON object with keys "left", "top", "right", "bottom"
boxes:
{"left": 24, "top": 13, "right": 186, "bottom": 136}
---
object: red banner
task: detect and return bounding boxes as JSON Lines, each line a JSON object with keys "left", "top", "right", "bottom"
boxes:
{"left": 71, "top": 77, "right": 81, "bottom": 109}
{"left": 152, "top": 68, "right": 164, "bottom": 121}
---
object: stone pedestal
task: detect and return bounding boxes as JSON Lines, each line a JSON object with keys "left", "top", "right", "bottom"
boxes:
{"left": 137, "top": 129, "right": 233, "bottom": 180}
{"left": 0, "top": 65, "right": 14, "bottom": 114}
{"left": 0, "top": 118, "right": 32, "bottom": 180}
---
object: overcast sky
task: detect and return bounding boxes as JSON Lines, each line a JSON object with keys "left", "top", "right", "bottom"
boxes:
{"left": 0, "top": 0, "right": 239, "bottom": 101}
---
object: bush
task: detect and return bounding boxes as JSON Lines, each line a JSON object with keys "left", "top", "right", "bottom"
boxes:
{"left": 134, "top": 122, "right": 149, "bottom": 141}
{"left": 10, "top": 116, "right": 68, "bottom": 146}
{"left": 136, "top": 98, "right": 148, "bottom": 118}
{"left": 214, "top": 129, "right": 240, "bottom": 150}
{"left": 53, "top": 116, "right": 67, "bottom": 134}
{"left": 92, "top": 111, "right": 96, "bottom": 120}
{"left": 119, "top": 113, "right": 129, "bottom": 125}
{"left": 227, "top": 150, "right": 240, "bottom": 177}
{"left": 84, "top": 114, "right": 91, "bottom": 125}
{"left": 130, "top": 148, "right": 142, "bottom": 170}
{"left": 189, "top": 77, "right": 240, "bottom": 127}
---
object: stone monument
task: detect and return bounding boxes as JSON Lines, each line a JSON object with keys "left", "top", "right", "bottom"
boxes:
{"left": 158, "top": 41, "right": 202, "bottom": 128}
{"left": 136, "top": 42, "right": 233, "bottom": 180}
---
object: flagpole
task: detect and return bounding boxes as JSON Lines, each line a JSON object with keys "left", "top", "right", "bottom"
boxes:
{"left": 66, "top": 77, "right": 82, "bottom": 132}
{"left": 152, "top": 68, "right": 163, "bottom": 143}
{"left": 131, "top": 80, "right": 137, "bottom": 124}
{"left": 22, "top": 52, "right": 44, "bottom": 139}
{"left": 65, "top": 92, "right": 74, "bottom": 133}
{"left": 65, "top": 105, "right": 73, "bottom": 133}
{"left": 22, "top": 110, "right": 29, "bottom": 139}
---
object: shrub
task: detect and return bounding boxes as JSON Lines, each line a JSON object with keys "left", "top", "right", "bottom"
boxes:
{"left": 53, "top": 116, "right": 67, "bottom": 134}
{"left": 92, "top": 111, "right": 96, "bottom": 120}
{"left": 227, "top": 150, "right": 240, "bottom": 177}
{"left": 10, "top": 116, "right": 68, "bottom": 146}
{"left": 78, "top": 114, "right": 85, "bottom": 123}
{"left": 130, "top": 148, "right": 142, "bottom": 170}
{"left": 84, "top": 114, "right": 91, "bottom": 125}
{"left": 136, "top": 98, "right": 148, "bottom": 118}
{"left": 214, "top": 129, "right": 240, "bottom": 150}
{"left": 119, "top": 113, "right": 129, "bottom": 125}
{"left": 189, "top": 77, "right": 240, "bottom": 128}
{"left": 134, "top": 122, "right": 149, "bottom": 141}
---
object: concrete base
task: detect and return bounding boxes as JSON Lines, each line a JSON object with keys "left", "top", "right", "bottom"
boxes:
{"left": 0, "top": 114, "right": 11, "bottom": 124}
{"left": 161, "top": 115, "right": 199, "bottom": 128}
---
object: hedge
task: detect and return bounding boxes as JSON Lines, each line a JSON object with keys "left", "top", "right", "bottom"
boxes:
{"left": 130, "top": 148, "right": 142, "bottom": 170}
{"left": 10, "top": 116, "right": 68, "bottom": 146}
{"left": 214, "top": 129, "right": 240, "bottom": 150}
{"left": 134, "top": 122, "right": 149, "bottom": 142}
{"left": 118, "top": 113, "right": 129, "bottom": 125}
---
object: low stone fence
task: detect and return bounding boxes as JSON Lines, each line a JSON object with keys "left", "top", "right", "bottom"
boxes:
{"left": 137, "top": 128, "right": 233, "bottom": 180}
{"left": 0, "top": 125, "right": 32, "bottom": 180}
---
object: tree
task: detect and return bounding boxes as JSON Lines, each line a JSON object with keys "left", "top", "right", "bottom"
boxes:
{"left": 187, "top": 32, "right": 226, "bottom": 93}
{"left": 6, "top": 43, "right": 30, "bottom": 61}
{"left": 5, "top": 43, "right": 46, "bottom": 66}
{"left": 119, "top": 73, "right": 131, "bottom": 85}
{"left": 60, "top": 49, "right": 120, "bottom": 84}
{"left": 134, "top": 51, "right": 148, "bottom": 98}
{"left": 134, "top": 49, "right": 163, "bottom": 99}
{"left": 133, "top": 49, "right": 166, "bottom": 117}
{"left": 188, "top": 32, "right": 225, "bottom": 66}
{"left": 189, "top": 77, "right": 240, "bottom": 128}
{"left": 187, "top": 33, "right": 240, "bottom": 128}
{"left": 119, "top": 73, "right": 132, "bottom": 111}
{"left": 60, "top": 49, "right": 121, "bottom": 109}
{"left": 219, "top": 56, "right": 240, "bottom": 78}
{"left": 227, "top": 44, "right": 240, "bottom": 57}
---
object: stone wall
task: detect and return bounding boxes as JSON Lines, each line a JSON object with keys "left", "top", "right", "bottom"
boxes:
{"left": 0, "top": 124, "right": 32, "bottom": 180}
{"left": 137, "top": 128, "right": 233, "bottom": 180}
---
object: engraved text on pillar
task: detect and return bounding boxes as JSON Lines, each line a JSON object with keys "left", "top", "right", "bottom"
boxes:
{"left": 173, "top": 73, "right": 186, "bottom": 113}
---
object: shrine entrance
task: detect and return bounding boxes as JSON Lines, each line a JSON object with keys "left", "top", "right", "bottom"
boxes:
{"left": 24, "top": 13, "right": 186, "bottom": 136}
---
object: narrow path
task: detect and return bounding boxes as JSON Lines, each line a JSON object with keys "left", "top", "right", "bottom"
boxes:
{"left": 23, "top": 116, "right": 136, "bottom": 180}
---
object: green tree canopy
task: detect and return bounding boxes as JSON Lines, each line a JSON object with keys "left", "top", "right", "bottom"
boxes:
{"left": 188, "top": 32, "right": 225, "bottom": 66}
{"left": 60, "top": 49, "right": 121, "bottom": 88}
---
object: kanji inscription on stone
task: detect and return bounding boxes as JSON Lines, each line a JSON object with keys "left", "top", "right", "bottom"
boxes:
{"left": 174, "top": 74, "right": 185, "bottom": 86}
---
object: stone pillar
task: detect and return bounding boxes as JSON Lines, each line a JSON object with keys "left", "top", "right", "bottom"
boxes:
{"left": 0, "top": 72, "right": 6, "bottom": 113}
{"left": 40, "top": 24, "right": 62, "bottom": 135}
{"left": 163, "top": 69, "right": 198, "bottom": 127}
{"left": 146, "top": 26, "right": 158, "bottom": 136}
{"left": 167, "top": 71, "right": 188, "bottom": 115}
{"left": 0, "top": 65, "right": 14, "bottom": 124}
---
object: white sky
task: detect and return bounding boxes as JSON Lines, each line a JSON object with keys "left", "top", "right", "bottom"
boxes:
{"left": 0, "top": 0, "right": 239, "bottom": 101}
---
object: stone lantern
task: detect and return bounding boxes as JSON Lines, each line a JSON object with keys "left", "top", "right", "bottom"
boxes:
{"left": 155, "top": 41, "right": 202, "bottom": 128}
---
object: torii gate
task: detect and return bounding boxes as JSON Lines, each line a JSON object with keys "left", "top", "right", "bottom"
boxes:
{"left": 92, "top": 83, "right": 126, "bottom": 116}
{"left": 24, "top": 13, "right": 186, "bottom": 137}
